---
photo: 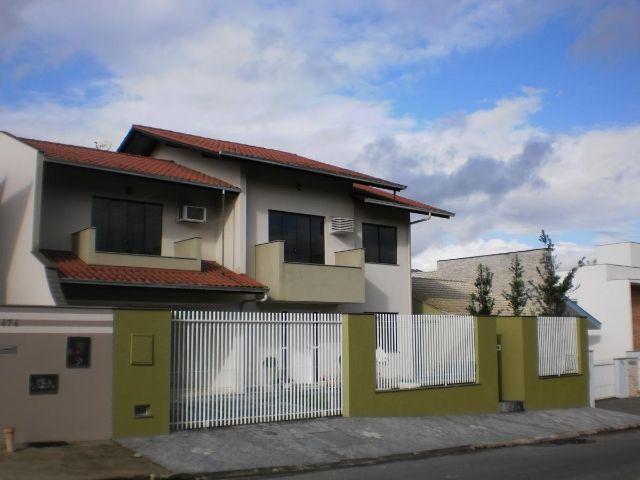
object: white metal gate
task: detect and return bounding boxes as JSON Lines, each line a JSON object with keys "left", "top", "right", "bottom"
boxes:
{"left": 537, "top": 316, "right": 580, "bottom": 377}
{"left": 375, "top": 314, "right": 477, "bottom": 391}
{"left": 170, "top": 311, "right": 342, "bottom": 431}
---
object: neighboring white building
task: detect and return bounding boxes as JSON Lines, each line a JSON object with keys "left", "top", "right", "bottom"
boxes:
{"left": 573, "top": 242, "right": 640, "bottom": 399}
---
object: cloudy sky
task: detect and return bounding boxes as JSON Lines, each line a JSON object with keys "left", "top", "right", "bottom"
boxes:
{"left": 1, "top": 0, "right": 639, "bottom": 270}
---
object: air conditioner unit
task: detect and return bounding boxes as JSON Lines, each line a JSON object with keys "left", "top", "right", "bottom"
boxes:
{"left": 331, "top": 217, "right": 354, "bottom": 234}
{"left": 177, "top": 205, "right": 207, "bottom": 223}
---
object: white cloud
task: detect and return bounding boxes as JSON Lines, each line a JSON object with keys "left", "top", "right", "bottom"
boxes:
{"left": 413, "top": 238, "right": 532, "bottom": 271}
{"left": 0, "top": 0, "right": 638, "bottom": 274}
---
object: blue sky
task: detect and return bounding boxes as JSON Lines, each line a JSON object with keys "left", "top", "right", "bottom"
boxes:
{"left": 1, "top": 0, "right": 639, "bottom": 269}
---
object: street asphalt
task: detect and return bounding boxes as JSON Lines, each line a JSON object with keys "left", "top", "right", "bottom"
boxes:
{"left": 261, "top": 428, "right": 640, "bottom": 480}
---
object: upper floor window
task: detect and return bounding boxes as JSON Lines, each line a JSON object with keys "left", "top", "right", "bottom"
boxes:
{"left": 91, "top": 197, "right": 162, "bottom": 255}
{"left": 363, "top": 223, "right": 397, "bottom": 264}
{"left": 269, "top": 210, "right": 324, "bottom": 264}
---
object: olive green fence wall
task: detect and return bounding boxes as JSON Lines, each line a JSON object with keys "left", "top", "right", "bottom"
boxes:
{"left": 113, "top": 309, "right": 171, "bottom": 438}
{"left": 342, "top": 314, "right": 500, "bottom": 417}
{"left": 108, "top": 312, "right": 589, "bottom": 439}
{"left": 496, "top": 316, "right": 589, "bottom": 410}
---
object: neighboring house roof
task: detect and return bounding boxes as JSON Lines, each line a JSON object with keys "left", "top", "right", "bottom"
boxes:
{"left": 119, "top": 124, "right": 406, "bottom": 190}
{"left": 412, "top": 271, "right": 601, "bottom": 329}
{"left": 353, "top": 183, "right": 454, "bottom": 218}
{"left": 42, "top": 250, "right": 266, "bottom": 292}
{"left": 412, "top": 274, "right": 511, "bottom": 315}
{"left": 563, "top": 297, "right": 602, "bottom": 329}
{"left": 16, "top": 136, "right": 240, "bottom": 191}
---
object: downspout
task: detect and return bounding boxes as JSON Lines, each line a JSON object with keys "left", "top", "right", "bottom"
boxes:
{"left": 221, "top": 189, "right": 226, "bottom": 267}
{"left": 410, "top": 212, "right": 431, "bottom": 225}
{"left": 240, "top": 291, "right": 268, "bottom": 311}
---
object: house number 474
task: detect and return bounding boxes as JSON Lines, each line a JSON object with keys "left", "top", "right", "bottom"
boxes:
{"left": 0, "top": 319, "right": 19, "bottom": 327}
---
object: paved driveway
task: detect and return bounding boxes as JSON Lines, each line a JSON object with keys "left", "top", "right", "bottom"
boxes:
{"left": 596, "top": 397, "right": 640, "bottom": 416}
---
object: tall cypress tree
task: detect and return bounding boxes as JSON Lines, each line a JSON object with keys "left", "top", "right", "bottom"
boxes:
{"left": 468, "top": 264, "right": 496, "bottom": 316}
{"left": 502, "top": 254, "right": 530, "bottom": 316}
{"left": 530, "top": 230, "right": 583, "bottom": 316}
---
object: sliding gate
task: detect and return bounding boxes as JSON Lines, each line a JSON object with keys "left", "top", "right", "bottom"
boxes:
{"left": 170, "top": 311, "right": 342, "bottom": 431}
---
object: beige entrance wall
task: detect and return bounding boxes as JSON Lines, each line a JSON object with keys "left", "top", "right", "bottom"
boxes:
{"left": 0, "top": 307, "right": 113, "bottom": 445}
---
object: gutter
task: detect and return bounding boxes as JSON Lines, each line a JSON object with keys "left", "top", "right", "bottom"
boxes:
{"left": 118, "top": 127, "right": 407, "bottom": 191}
{"left": 361, "top": 197, "right": 454, "bottom": 218}
{"left": 59, "top": 279, "right": 268, "bottom": 293}
{"left": 42, "top": 158, "right": 241, "bottom": 193}
{"left": 218, "top": 150, "right": 406, "bottom": 191}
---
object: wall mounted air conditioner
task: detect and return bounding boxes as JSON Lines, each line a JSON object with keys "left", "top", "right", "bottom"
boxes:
{"left": 331, "top": 217, "right": 354, "bottom": 234}
{"left": 177, "top": 205, "right": 207, "bottom": 223}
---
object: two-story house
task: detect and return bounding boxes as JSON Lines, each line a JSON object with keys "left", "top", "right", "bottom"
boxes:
{"left": 0, "top": 125, "right": 453, "bottom": 314}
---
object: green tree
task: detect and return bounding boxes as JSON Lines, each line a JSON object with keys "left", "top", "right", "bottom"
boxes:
{"left": 468, "top": 264, "right": 496, "bottom": 316}
{"left": 502, "top": 254, "right": 530, "bottom": 316}
{"left": 530, "top": 230, "right": 584, "bottom": 316}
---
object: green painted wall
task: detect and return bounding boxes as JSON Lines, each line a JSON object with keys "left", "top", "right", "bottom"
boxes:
{"left": 495, "top": 316, "right": 589, "bottom": 410}
{"left": 342, "top": 314, "right": 499, "bottom": 416}
{"left": 495, "top": 317, "right": 526, "bottom": 401}
{"left": 113, "top": 310, "right": 171, "bottom": 438}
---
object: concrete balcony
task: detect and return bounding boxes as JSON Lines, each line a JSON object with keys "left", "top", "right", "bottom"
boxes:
{"left": 255, "top": 241, "right": 365, "bottom": 303}
{"left": 72, "top": 227, "right": 202, "bottom": 271}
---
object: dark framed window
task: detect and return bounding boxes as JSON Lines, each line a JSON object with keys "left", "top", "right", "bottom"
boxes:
{"left": 363, "top": 223, "right": 397, "bottom": 264}
{"left": 66, "top": 337, "right": 91, "bottom": 368}
{"left": 92, "top": 197, "right": 162, "bottom": 255}
{"left": 269, "top": 210, "right": 324, "bottom": 264}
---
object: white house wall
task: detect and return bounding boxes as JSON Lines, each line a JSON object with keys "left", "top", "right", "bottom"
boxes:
{"left": 352, "top": 202, "right": 412, "bottom": 314}
{"left": 0, "top": 134, "right": 54, "bottom": 305}
{"left": 594, "top": 243, "right": 640, "bottom": 268}
{"left": 152, "top": 144, "right": 246, "bottom": 273}
{"left": 152, "top": 143, "right": 413, "bottom": 314}
{"left": 575, "top": 264, "right": 633, "bottom": 362}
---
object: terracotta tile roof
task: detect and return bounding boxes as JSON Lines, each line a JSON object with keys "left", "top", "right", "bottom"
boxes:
{"left": 19, "top": 137, "right": 239, "bottom": 191}
{"left": 353, "top": 183, "right": 454, "bottom": 218}
{"left": 122, "top": 125, "right": 405, "bottom": 190}
{"left": 412, "top": 274, "right": 515, "bottom": 315}
{"left": 42, "top": 250, "right": 266, "bottom": 291}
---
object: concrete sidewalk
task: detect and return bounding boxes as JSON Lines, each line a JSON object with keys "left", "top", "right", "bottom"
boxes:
{"left": 121, "top": 408, "right": 640, "bottom": 477}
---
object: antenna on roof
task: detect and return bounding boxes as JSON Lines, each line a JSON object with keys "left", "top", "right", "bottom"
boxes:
{"left": 94, "top": 140, "right": 112, "bottom": 151}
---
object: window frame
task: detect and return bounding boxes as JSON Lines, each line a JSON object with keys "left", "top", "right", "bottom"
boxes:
{"left": 91, "top": 196, "right": 164, "bottom": 256}
{"left": 362, "top": 222, "right": 398, "bottom": 265}
{"left": 268, "top": 209, "right": 325, "bottom": 264}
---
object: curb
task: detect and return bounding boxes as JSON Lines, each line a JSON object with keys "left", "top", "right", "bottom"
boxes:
{"left": 107, "top": 422, "right": 640, "bottom": 480}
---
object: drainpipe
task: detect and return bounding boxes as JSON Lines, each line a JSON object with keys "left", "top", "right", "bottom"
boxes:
{"left": 221, "top": 189, "right": 226, "bottom": 268}
{"left": 410, "top": 212, "right": 431, "bottom": 225}
{"left": 240, "top": 292, "right": 268, "bottom": 311}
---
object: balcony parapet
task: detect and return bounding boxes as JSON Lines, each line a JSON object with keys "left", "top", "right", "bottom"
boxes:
{"left": 72, "top": 227, "right": 202, "bottom": 271}
{"left": 255, "top": 241, "right": 365, "bottom": 303}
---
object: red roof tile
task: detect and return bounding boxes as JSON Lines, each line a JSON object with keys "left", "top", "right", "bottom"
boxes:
{"left": 19, "top": 137, "right": 239, "bottom": 191}
{"left": 353, "top": 183, "right": 454, "bottom": 218}
{"left": 123, "top": 125, "right": 405, "bottom": 190}
{"left": 42, "top": 250, "right": 266, "bottom": 291}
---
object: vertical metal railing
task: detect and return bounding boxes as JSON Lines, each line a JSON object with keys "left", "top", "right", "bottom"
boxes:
{"left": 375, "top": 314, "right": 477, "bottom": 391}
{"left": 537, "top": 316, "right": 580, "bottom": 377}
{"left": 170, "top": 311, "right": 342, "bottom": 431}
